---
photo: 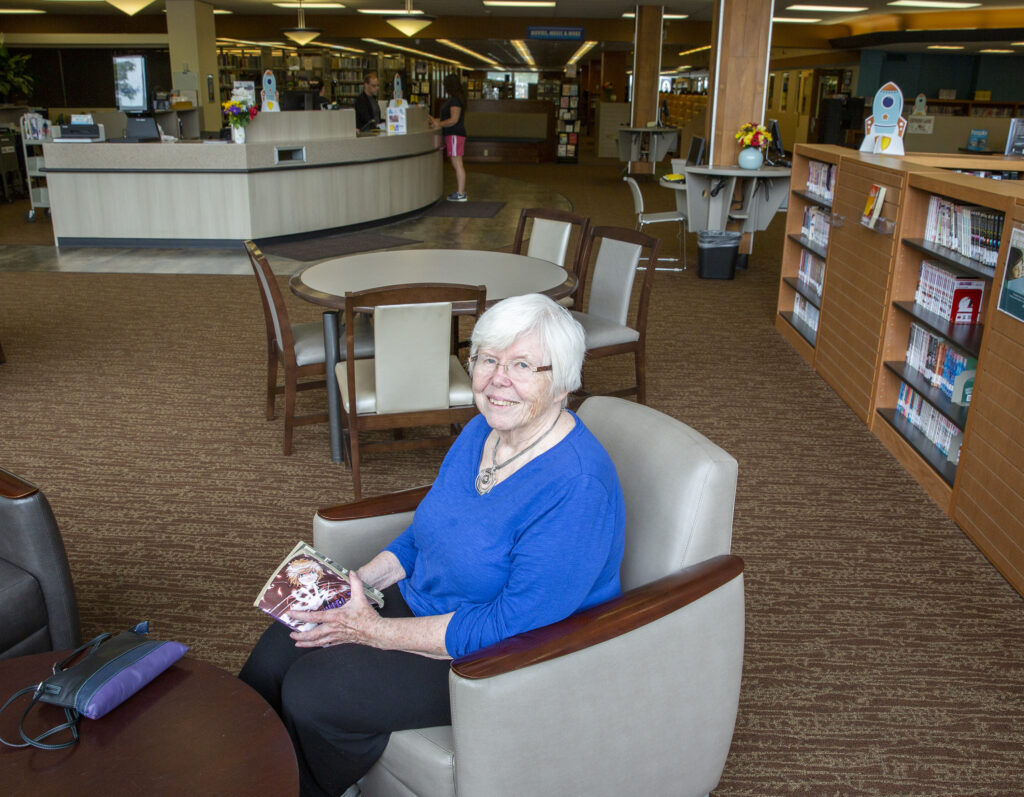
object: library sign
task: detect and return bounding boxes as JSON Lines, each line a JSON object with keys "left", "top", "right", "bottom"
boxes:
{"left": 527, "top": 26, "right": 584, "bottom": 41}
{"left": 998, "top": 227, "right": 1024, "bottom": 324}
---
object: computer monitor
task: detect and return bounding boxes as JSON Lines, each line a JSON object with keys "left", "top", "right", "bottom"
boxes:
{"left": 685, "top": 136, "right": 705, "bottom": 166}
{"left": 767, "top": 119, "right": 785, "bottom": 160}
{"left": 125, "top": 116, "right": 160, "bottom": 142}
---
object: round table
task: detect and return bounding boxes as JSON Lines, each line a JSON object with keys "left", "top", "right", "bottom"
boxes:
{"left": 290, "top": 248, "right": 575, "bottom": 312}
{"left": 0, "top": 652, "right": 298, "bottom": 796}
{"left": 290, "top": 248, "right": 576, "bottom": 463}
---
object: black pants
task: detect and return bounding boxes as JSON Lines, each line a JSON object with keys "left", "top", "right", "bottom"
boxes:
{"left": 239, "top": 585, "right": 452, "bottom": 797}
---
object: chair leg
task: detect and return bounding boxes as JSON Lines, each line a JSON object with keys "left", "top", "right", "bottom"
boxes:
{"left": 283, "top": 369, "right": 297, "bottom": 456}
{"left": 266, "top": 345, "right": 278, "bottom": 420}
{"left": 636, "top": 348, "right": 647, "bottom": 405}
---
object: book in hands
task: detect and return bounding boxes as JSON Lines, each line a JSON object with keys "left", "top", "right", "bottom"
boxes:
{"left": 254, "top": 541, "right": 384, "bottom": 631}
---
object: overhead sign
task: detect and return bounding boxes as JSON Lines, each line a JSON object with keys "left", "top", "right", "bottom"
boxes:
{"left": 527, "top": 26, "right": 584, "bottom": 41}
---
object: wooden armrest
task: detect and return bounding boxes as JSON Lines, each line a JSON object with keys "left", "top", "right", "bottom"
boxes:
{"left": 452, "top": 554, "right": 743, "bottom": 680}
{"left": 317, "top": 485, "right": 431, "bottom": 522}
{"left": 0, "top": 468, "right": 37, "bottom": 500}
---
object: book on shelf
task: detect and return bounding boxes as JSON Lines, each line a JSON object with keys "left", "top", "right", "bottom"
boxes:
{"left": 915, "top": 260, "right": 986, "bottom": 325}
{"left": 805, "top": 160, "right": 836, "bottom": 202}
{"left": 861, "top": 184, "right": 886, "bottom": 228}
{"left": 923, "top": 195, "right": 1003, "bottom": 267}
{"left": 800, "top": 206, "right": 831, "bottom": 249}
{"left": 793, "top": 293, "right": 820, "bottom": 332}
{"left": 254, "top": 541, "right": 384, "bottom": 632}
{"left": 905, "top": 321, "right": 978, "bottom": 401}
{"left": 895, "top": 383, "right": 964, "bottom": 464}
{"left": 797, "top": 249, "right": 825, "bottom": 300}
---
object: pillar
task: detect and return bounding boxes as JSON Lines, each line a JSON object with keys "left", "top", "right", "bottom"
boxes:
{"left": 630, "top": 5, "right": 664, "bottom": 175}
{"left": 705, "top": 0, "right": 773, "bottom": 166}
{"left": 166, "top": 0, "right": 220, "bottom": 133}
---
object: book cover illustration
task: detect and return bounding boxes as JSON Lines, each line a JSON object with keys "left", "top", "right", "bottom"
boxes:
{"left": 967, "top": 128, "right": 988, "bottom": 151}
{"left": 861, "top": 184, "right": 886, "bottom": 228}
{"left": 255, "top": 541, "right": 384, "bottom": 631}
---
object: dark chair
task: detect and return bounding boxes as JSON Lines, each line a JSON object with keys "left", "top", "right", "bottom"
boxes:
{"left": 571, "top": 226, "right": 661, "bottom": 404}
{"left": 512, "top": 207, "right": 591, "bottom": 307}
{"left": 0, "top": 468, "right": 81, "bottom": 660}
{"left": 244, "top": 241, "right": 373, "bottom": 455}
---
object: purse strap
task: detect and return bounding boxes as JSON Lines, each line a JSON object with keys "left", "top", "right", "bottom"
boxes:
{"left": 0, "top": 633, "right": 111, "bottom": 751}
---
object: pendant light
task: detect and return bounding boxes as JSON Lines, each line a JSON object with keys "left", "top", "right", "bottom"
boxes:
{"left": 386, "top": 0, "right": 434, "bottom": 37}
{"left": 282, "top": 0, "right": 322, "bottom": 47}
{"left": 106, "top": 0, "right": 155, "bottom": 14}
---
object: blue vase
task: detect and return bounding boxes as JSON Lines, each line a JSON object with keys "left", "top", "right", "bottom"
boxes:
{"left": 738, "top": 147, "right": 763, "bottom": 170}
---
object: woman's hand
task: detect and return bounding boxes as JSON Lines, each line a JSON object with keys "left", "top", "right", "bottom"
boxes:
{"left": 427, "top": 115, "right": 439, "bottom": 129}
{"left": 290, "top": 571, "right": 383, "bottom": 649}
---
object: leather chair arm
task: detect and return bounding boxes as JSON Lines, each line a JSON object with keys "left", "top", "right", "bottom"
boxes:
{"left": 0, "top": 469, "right": 37, "bottom": 500}
{"left": 453, "top": 554, "right": 743, "bottom": 679}
{"left": 316, "top": 485, "right": 431, "bottom": 522}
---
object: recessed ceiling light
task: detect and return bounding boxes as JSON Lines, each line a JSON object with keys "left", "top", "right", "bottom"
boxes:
{"left": 622, "top": 11, "right": 689, "bottom": 18}
{"left": 360, "top": 38, "right": 462, "bottom": 66}
{"left": 511, "top": 39, "right": 535, "bottom": 66}
{"left": 927, "top": 45, "right": 965, "bottom": 49}
{"left": 678, "top": 45, "right": 712, "bottom": 56}
{"left": 212, "top": 8, "right": 232, "bottom": 13}
{"left": 773, "top": 17, "right": 823, "bottom": 22}
{"left": 273, "top": 3, "right": 344, "bottom": 7}
{"left": 357, "top": 7, "right": 424, "bottom": 14}
{"left": 787, "top": 4, "right": 867, "bottom": 10}
{"left": 567, "top": 41, "right": 597, "bottom": 65}
{"left": 979, "top": 49, "right": 1013, "bottom": 53}
{"left": 888, "top": 1, "right": 980, "bottom": 8}
{"left": 0, "top": 8, "right": 46, "bottom": 12}
{"left": 483, "top": 1, "right": 556, "bottom": 7}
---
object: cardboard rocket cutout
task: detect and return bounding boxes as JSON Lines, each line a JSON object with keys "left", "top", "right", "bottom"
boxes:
{"left": 262, "top": 70, "right": 280, "bottom": 113}
{"left": 387, "top": 72, "right": 407, "bottom": 135}
{"left": 860, "top": 81, "right": 907, "bottom": 155}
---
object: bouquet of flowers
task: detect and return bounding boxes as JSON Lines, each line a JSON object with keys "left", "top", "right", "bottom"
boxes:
{"left": 735, "top": 121, "right": 772, "bottom": 150}
{"left": 222, "top": 99, "right": 258, "bottom": 129}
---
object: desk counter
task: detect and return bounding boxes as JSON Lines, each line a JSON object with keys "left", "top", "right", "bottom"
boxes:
{"left": 43, "top": 110, "right": 442, "bottom": 247}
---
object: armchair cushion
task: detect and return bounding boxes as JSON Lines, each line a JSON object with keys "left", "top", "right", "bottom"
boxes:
{"left": 0, "top": 559, "right": 49, "bottom": 657}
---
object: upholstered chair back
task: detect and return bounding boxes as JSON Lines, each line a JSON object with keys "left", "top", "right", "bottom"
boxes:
{"left": 525, "top": 218, "right": 572, "bottom": 267}
{"left": 373, "top": 302, "right": 455, "bottom": 414}
{"left": 585, "top": 237, "right": 642, "bottom": 328}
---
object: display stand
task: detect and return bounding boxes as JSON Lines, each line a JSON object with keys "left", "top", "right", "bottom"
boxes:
{"left": 19, "top": 113, "right": 52, "bottom": 222}
{"left": 556, "top": 77, "right": 579, "bottom": 163}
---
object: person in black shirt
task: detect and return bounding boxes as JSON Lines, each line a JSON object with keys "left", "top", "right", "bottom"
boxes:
{"left": 310, "top": 80, "right": 330, "bottom": 110}
{"left": 428, "top": 74, "right": 468, "bottom": 201}
{"left": 354, "top": 71, "right": 382, "bottom": 131}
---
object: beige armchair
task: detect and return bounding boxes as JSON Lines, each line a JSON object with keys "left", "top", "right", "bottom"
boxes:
{"left": 313, "top": 397, "right": 744, "bottom": 797}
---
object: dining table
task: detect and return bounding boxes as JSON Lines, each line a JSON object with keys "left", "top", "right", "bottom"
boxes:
{"left": 290, "top": 248, "right": 576, "bottom": 463}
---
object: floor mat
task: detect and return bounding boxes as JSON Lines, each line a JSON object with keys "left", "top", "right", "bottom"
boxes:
{"left": 256, "top": 232, "right": 422, "bottom": 262}
{"left": 424, "top": 200, "right": 505, "bottom": 218}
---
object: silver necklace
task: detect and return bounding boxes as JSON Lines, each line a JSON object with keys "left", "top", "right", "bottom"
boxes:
{"left": 475, "top": 410, "right": 564, "bottom": 495}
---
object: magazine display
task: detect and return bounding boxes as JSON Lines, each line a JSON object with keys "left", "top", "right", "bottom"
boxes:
{"left": 255, "top": 541, "right": 384, "bottom": 631}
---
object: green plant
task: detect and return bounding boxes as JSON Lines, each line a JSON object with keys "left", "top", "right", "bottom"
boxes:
{"left": 0, "top": 39, "right": 34, "bottom": 101}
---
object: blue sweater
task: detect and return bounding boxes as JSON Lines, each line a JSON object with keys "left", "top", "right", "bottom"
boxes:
{"left": 385, "top": 412, "right": 625, "bottom": 658}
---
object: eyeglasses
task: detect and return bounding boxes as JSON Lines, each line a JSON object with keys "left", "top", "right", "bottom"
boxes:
{"left": 470, "top": 354, "right": 552, "bottom": 381}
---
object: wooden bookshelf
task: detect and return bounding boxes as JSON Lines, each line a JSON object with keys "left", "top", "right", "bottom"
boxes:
{"left": 776, "top": 146, "right": 1024, "bottom": 596}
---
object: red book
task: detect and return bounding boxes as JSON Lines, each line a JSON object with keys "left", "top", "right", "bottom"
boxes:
{"left": 951, "top": 280, "right": 985, "bottom": 325}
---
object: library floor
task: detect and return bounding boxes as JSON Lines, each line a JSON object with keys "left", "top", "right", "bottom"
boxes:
{"left": 2, "top": 153, "right": 1023, "bottom": 795}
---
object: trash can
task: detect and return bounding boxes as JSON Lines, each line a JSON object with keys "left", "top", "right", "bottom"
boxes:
{"left": 697, "top": 230, "right": 741, "bottom": 280}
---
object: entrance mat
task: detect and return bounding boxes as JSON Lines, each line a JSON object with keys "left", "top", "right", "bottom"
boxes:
{"left": 256, "top": 232, "right": 422, "bottom": 262}
{"left": 424, "top": 201, "right": 505, "bottom": 219}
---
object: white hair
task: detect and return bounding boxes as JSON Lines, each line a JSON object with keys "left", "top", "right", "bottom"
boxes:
{"left": 469, "top": 293, "right": 585, "bottom": 397}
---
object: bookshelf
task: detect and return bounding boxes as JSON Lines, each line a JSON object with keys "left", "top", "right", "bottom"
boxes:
{"left": 775, "top": 145, "right": 842, "bottom": 364}
{"left": 556, "top": 77, "right": 580, "bottom": 162}
{"left": 775, "top": 146, "right": 1024, "bottom": 595}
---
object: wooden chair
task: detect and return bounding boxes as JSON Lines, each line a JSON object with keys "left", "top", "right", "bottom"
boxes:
{"left": 512, "top": 207, "right": 590, "bottom": 308}
{"left": 244, "top": 240, "right": 373, "bottom": 455}
{"left": 571, "top": 226, "right": 660, "bottom": 405}
{"left": 338, "top": 283, "right": 486, "bottom": 499}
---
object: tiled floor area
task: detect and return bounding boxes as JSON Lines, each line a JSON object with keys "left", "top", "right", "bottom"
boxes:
{"left": 0, "top": 171, "right": 570, "bottom": 276}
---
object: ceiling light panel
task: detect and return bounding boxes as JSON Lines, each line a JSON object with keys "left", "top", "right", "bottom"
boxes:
{"left": 887, "top": 1, "right": 980, "bottom": 8}
{"left": 787, "top": 4, "right": 867, "bottom": 10}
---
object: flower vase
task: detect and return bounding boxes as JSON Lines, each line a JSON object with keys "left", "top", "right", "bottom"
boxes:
{"left": 232, "top": 125, "right": 246, "bottom": 144}
{"left": 738, "top": 146, "right": 763, "bottom": 170}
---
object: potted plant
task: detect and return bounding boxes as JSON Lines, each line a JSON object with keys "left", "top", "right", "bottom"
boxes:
{"left": 0, "top": 36, "right": 34, "bottom": 104}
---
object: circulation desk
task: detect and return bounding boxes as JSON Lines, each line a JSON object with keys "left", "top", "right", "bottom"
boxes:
{"left": 41, "top": 108, "right": 443, "bottom": 248}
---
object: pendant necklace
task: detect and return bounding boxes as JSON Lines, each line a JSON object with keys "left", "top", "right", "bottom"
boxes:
{"left": 475, "top": 410, "right": 564, "bottom": 496}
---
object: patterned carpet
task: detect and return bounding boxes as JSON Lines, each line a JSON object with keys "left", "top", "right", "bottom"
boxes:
{"left": 1, "top": 158, "right": 1022, "bottom": 794}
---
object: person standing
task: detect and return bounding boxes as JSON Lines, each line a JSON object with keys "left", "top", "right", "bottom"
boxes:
{"left": 354, "top": 71, "right": 382, "bottom": 131}
{"left": 429, "top": 74, "right": 468, "bottom": 202}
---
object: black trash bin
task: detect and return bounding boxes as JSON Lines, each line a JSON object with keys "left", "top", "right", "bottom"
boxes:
{"left": 697, "top": 230, "right": 741, "bottom": 280}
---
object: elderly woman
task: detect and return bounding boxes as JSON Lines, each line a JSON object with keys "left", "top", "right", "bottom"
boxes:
{"left": 240, "top": 294, "right": 625, "bottom": 797}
